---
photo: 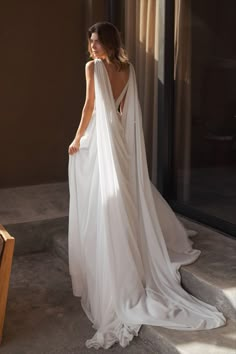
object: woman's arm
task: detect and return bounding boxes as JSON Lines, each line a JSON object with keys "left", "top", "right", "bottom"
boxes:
{"left": 68, "top": 61, "right": 95, "bottom": 155}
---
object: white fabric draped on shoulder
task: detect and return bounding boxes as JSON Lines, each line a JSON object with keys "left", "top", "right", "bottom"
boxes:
{"left": 68, "top": 59, "right": 226, "bottom": 350}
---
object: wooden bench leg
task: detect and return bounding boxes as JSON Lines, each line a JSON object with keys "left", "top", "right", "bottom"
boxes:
{"left": 0, "top": 225, "right": 15, "bottom": 344}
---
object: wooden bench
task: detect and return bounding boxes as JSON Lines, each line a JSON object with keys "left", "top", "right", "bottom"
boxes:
{"left": 0, "top": 224, "right": 15, "bottom": 344}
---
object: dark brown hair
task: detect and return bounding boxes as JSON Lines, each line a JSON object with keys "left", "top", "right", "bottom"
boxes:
{"left": 88, "top": 22, "right": 129, "bottom": 70}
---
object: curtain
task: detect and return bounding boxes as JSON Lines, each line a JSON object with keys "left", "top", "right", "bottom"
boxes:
{"left": 85, "top": 0, "right": 109, "bottom": 27}
{"left": 124, "top": 0, "right": 159, "bottom": 183}
{"left": 174, "top": 0, "right": 192, "bottom": 202}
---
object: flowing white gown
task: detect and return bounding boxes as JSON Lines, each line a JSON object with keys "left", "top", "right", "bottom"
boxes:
{"left": 68, "top": 59, "right": 226, "bottom": 349}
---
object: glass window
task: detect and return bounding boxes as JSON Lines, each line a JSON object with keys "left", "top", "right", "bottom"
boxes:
{"left": 173, "top": 0, "right": 236, "bottom": 225}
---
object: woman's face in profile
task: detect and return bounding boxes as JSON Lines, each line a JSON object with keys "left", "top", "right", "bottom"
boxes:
{"left": 90, "top": 32, "right": 106, "bottom": 59}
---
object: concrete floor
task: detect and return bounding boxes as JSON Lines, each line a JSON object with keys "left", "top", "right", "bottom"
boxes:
{"left": 1, "top": 252, "right": 155, "bottom": 354}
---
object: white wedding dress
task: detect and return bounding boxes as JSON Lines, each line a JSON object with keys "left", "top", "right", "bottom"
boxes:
{"left": 68, "top": 59, "right": 226, "bottom": 349}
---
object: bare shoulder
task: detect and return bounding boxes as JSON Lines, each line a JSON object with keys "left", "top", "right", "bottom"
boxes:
{"left": 85, "top": 60, "right": 94, "bottom": 74}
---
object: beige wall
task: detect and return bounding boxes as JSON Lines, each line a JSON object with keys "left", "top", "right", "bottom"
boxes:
{"left": 0, "top": 0, "right": 109, "bottom": 187}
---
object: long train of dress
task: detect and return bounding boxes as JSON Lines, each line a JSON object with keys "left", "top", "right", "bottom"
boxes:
{"left": 68, "top": 59, "right": 226, "bottom": 349}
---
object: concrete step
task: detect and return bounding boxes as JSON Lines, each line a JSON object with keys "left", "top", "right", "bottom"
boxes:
{"left": 0, "top": 182, "right": 69, "bottom": 225}
{"left": 179, "top": 217, "right": 236, "bottom": 322}
{"left": 5, "top": 216, "right": 68, "bottom": 256}
{"left": 139, "top": 319, "right": 236, "bottom": 354}
{"left": 0, "top": 182, "right": 69, "bottom": 255}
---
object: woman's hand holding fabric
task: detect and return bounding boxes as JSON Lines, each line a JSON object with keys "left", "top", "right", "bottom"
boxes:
{"left": 68, "top": 138, "right": 80, "bottom": 155}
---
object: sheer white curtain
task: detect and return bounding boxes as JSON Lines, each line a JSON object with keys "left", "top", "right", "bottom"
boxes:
{"left": 124, "top": 0, "right": 159, "bottom": 182}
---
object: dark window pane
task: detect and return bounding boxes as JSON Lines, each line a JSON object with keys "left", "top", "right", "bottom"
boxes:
{"left": 173, "top": 0, "right": 236, "bottom": 225}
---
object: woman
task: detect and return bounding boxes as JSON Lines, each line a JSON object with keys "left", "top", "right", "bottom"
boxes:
{"left": 68, "top": 22, "right": 226, "bottom": 350}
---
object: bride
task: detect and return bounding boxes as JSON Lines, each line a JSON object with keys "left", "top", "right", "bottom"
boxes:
{"left": 68, "top": 22, "right": 226, "bottom": 349}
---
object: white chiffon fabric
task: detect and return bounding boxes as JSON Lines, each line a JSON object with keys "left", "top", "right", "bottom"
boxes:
{"left": 68, "top": 59, "right": 226, "bottom": 349}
